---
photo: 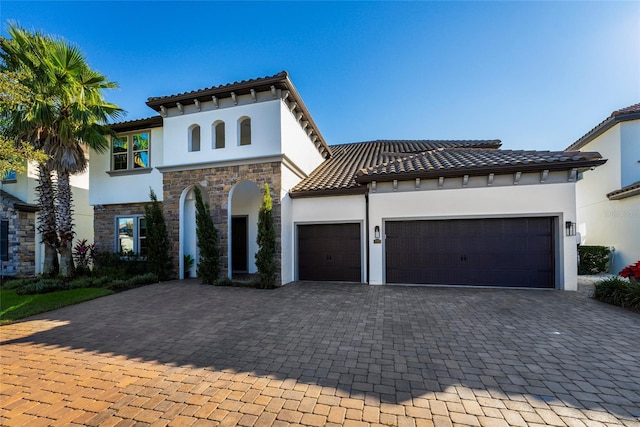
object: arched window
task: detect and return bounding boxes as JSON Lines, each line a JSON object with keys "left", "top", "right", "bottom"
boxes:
{"left": 189, "top": 124, "right": 201, "bottom": 152}
{"left": 213, "top": 121, "right": 225, "bottom": 149}
{"left": 239, "top": 117, "right": 251, "bottom": 146}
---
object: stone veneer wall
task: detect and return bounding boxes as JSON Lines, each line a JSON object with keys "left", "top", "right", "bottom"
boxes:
{"left": 0, "top": 204, "right": 37, "bottom": 276}
{"left": 163, "top": 161, "right": 282, "bottom": 283}
{"left": 93, "top": 202, "right": 150, "bottom": 254}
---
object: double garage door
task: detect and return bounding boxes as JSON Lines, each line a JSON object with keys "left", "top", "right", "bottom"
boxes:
{"left": 386, "top": 217, "right": 555, "bottom": 288}
{"left": 297, "top": 217, "right": 555, "bottom": 288}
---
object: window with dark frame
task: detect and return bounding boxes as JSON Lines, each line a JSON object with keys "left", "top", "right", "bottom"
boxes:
{"left": 1, "top": 220, "right": 9, "bottom": 262}
{"left": 214, "top": 121, "right": 225, "bottom": 149}
{"left": 116, "top": 216, "right": 147, "bottom": 255}
{"left": 239, "top": 118, "right": 251, "bottom": 146}
{"left": 112, "top": 132, "right": 150, "bottom": 171}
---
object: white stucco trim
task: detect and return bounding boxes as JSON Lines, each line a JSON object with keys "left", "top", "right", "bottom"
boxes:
{"left": 156, "top": 154, "right": 287, "bottom": 173}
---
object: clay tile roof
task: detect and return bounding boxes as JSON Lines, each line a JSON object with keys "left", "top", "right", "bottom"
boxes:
{"left": 109, "top": 116, "right": 163, "bottom": 132}
{"left": 0, "top": 190, "right": 38, "bottom": 212}
{"left": 567, "top": 102, "right": 640, "bottom": 151}
{"left": 357, "top": 149, "right": 605, "bottom": 183}
{"left": 146, "top": 71, "right": 289, "bottom": 105}
{"left": 607, "top": 180, "right": 640, "bottom": 200}
{"left": 289, "top": 140, "right": 606, "bottom": 198}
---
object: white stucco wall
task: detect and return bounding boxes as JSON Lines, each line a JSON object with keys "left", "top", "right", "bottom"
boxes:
{"left": 367, "top": 181, "right": 577, "bottom": 289}
{"left": 620, "top": 120, "right": 640, "bottom": 187}
{"left": 290, "top": 194, "right": 367, "bottom": 283}
{"left": 89, "top": 127, "right": 164, "bottom": 205}
{"left": 162, "top": 98, "right": 282, "bottom": 167}
{"left": 280, "top": 101, "right": 326, "bottom": 175}
{"left": 576, "top": 120, "right": 640, "bottom": 273}
{"left": 280, "top": 166, "right": 298, "bottom": 284}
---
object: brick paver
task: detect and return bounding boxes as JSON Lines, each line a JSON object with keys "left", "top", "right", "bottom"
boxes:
{"left": 1, "top": 281, "right": 640, "bottom": 426}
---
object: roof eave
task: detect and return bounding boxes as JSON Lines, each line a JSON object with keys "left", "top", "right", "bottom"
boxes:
{"left": 289, "top": 186, "right": 367, "bottom": 199}
{"left": 109, "top": 116, "right": 163, "bottom": 133}
{"left": 355, "top": 159, "right": 607, "bottom": 184}
{"left": 567, "top": 111, "right": 640, "bottom": 151}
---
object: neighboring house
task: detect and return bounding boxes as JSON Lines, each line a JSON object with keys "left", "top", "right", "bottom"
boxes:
{"left": 92, "top": 71, "right": 605, "bottom": 290}
{"left": 567, "top": 103, "right": 640, "bottom": 273}
{"left": 0, "top": 163, "right": 94, "bottom": 277}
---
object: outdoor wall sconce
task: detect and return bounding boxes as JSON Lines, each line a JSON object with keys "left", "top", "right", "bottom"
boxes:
{"left": 374, "top": 226, "right": 381, "bottom": 244}
{"left": 565, "top": 221, "right": 576, "bottom": 237}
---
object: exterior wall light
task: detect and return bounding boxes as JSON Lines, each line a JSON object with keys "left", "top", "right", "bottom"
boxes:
{"left": 565, "top": 221, "right": 576, "bottom": 237}
{"left": 374, "top": 226, "right": 381, "bottom": 244}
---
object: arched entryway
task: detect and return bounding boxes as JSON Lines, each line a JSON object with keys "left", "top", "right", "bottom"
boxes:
{"left": 228, "top": 181, "right": 261, "bottom": 279}
{"left": 179, "top": 186, "right": 198, "bottom": 279}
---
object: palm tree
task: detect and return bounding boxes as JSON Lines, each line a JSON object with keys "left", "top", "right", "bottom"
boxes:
{"left": 0, "top": 23, "right": 123, "bottom": 277}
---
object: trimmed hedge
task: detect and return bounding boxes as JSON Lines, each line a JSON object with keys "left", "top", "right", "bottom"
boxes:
{"left": 578, "top": 245, "right": 611, "bottom": 275}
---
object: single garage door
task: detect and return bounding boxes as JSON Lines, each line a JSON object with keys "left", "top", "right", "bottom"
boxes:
{"left": 298, "top": 223, "right": 361, "bottom": 282}
{"left": 386, "top": 217, "right": 555, "bottom": 288}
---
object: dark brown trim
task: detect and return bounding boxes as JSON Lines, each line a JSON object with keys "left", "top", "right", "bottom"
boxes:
{"left": 289, "top": 187, "right": 368, "bottom": 199}
{"left": 106, "top": 168, "right": 154, "bottom": 177}
{"left": 355, "top": 159, "right": 607, "bottom": 184}
{"left": 146, "top": 72, "right": 289, "bottom": 109}
{"left": 109, "top": 116, "right": 163, "bottom": 133}
{"left": 607, "top": 181, "right": 640, "bottom": 200}
{"left": 567, "top": 111, "right": 640, "bottom": 151}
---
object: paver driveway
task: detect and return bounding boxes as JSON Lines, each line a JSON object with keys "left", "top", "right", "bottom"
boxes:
{"left": 1, "top": 281, "right": 639, "bottom": 427}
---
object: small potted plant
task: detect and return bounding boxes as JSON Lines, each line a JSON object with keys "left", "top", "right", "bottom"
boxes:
{"left": 184, "top": 254, "right": 195, "bottom": 278}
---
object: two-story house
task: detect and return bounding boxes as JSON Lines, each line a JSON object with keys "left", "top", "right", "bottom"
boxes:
{"left": 92, "top": 71, "right": 605, "bottom": 290}
{"left": 1, "top": 164, "right": 93, "bottom": 277}
{"left": 567, "top": 104, "right": 640, "bottom": 273}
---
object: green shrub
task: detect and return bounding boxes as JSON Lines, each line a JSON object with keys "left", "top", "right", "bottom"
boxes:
{"left": 16, "top": 278, "right": 67, "bottom": 295}
{"left": 593, "top": 276, "right": 640, "bottom": 311}
{"left": 578, "top": 245, "right": 611, "bottom": 275}
{"left": 2, "top": 277, "right": 41, "bottom": 290}
{"left": 105, "top": 272, "right": 158, "bottom": 292}
{"left": 255, "top": 183, "right": 277, "bottom": 289}
{"left": 144, "top": 188, "right": 173, "bottom": 280}
{"left": 194, "top": 185, "right": 220, "bottom": 285}
{"left": 93, "top": 252, "right": 149, "bottom": 279}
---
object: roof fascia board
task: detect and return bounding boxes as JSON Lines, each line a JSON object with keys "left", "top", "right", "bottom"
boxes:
{"left": 354, "top": 159, "right": 607, "bottom": 184}
{"left": 567, "top": 112, "right": 640, "bottom": 151}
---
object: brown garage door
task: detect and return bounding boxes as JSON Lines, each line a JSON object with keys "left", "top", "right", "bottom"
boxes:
{"left": 298, "top": 223, "right": 361, "bottom": 282}
{"left": 385, "top": 217, "right": 555, "bottom": 288}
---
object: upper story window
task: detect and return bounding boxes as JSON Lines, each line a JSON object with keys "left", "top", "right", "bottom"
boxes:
{"left": 2, "top": 170, "right": 17, "bottom": 183}
{"left": 189, "top": 125, "right": 201, "bottom": 152}
{"left": 213, "top": 121, "right": 225, "bottom": 149}
{"left": 239, "top": 117, "right": 251, "bottom": 146}
{"left": 112, "top": 132, "right": 150, "bottom": 171}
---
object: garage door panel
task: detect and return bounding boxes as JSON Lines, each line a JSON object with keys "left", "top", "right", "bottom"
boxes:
{"left": 298, "top": 224, "right": 361, "bottom": 282}
{"left": 386, "top": 218, "right": 555, "bottom": 288}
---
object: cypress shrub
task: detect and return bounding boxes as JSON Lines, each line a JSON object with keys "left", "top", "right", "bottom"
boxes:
{"left": 194, "top": 185, "right": 220, "bottom": 284}
{"left": 255, "top": 183, "right": 277, "bottom": 289}
{"left": 144, "top": 188, "right": 172, "bottom": 280}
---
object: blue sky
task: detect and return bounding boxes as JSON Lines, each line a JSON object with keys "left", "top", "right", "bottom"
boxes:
{"left": 1, "top": 1, "right": 638, "bottom": 151}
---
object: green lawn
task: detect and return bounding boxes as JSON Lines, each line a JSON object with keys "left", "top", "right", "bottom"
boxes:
{"left": 0, "top": 288, "right": 113, "bottom": 325}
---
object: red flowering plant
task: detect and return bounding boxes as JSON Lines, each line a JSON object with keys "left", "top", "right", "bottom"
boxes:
{"left": 619, "top": 260, "right": 640, "bottom": 284}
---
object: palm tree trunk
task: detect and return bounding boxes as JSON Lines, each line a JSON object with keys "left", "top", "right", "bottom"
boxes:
{"left": 36, "top": 164, "right": 59, "bottom": 276}
{"left": 57, "top": 170, "right": 75, "bottom": 277}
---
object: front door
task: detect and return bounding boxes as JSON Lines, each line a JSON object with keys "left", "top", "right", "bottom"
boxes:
{"left": 232, "top": 216, "right": 248, "bottom": 273}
